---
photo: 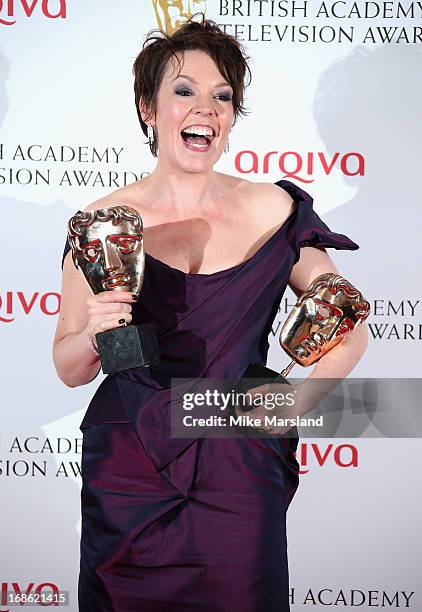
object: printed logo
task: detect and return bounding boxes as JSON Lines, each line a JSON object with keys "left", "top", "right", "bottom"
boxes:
{"left": 0, "top": 291, "right": 60, "bottom": 322}
{"left": 152, "top": 0, "right": 207, "bottom": 35}
{"left": 296, "top": 442, "right": 358, "bottom": 474}
{"left": 235, "top": 150, "right": 365, "bottom": 182}
{"left": 0, "top": 0, "right": 67, "bottom": 26}
{"left": 1, "top": 582, "right": 65, "bottom": 611}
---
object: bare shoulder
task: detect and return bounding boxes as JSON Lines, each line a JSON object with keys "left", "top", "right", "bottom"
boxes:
{"left": 83, "top": 181, "right": 148, "bottom": 215}
{"left": 220, "top": 174, "right": 293, "bottom": 204}
{"left": 250, "top": 180, "right": 294, "bottom": 207}
{"left": 236, "top": 178, "right": 295, "bottom": 226}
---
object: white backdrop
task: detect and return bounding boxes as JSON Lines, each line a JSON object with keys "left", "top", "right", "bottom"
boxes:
{"left": 1, "top": 1, "right": 421, "bottom": 610}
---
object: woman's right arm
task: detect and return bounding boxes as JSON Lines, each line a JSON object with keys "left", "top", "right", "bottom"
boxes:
{"left": 52, "top": 247, "right": 134, "bottom": 388}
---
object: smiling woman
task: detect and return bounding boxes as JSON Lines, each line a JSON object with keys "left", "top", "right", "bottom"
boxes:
{"left": 132, "top": 16, "right": 251, "bottom": 158}
{"left": 52, "top": 12, "right": 367, "bottom": 612}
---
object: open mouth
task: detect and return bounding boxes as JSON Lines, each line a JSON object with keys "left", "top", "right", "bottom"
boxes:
{"left": 180, "top": 129, "right": 215, "bottom": 151}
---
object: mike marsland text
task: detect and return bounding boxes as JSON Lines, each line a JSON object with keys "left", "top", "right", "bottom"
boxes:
{"left": 182, "top": 415, "right": 323, "bottom": 428}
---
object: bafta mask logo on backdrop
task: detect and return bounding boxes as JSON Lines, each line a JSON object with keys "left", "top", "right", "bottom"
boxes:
{"left": 152, "top": 0, "right": 206, "bottom": 35}
{"left": 0, "top": 0, "right": 67, "bottom": 26}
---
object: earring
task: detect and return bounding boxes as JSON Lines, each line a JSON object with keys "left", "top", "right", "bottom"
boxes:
{"left": 147, "top": 124, "right": 154, "bottom": 147}
{"left": 224, "top": 138, "right": 229, "bottom": 154}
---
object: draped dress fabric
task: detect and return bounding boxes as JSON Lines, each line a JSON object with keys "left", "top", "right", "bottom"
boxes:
{"left": 61, "top": 179, "right": 358, "bottom": 612}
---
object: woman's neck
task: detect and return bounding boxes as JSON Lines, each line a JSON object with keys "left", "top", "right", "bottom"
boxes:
{"left": 143, "top": 163, "right": 222, "bottom": 216}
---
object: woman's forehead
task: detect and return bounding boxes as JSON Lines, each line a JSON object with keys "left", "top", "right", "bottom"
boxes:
{"left": 163, "top": 50, "right": 224, "bottom": 82}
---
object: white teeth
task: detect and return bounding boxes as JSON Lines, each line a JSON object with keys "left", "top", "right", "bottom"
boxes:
{"left": 187, "top": 141, "right": 209, "bottom": 148}
{"left": 182, "top": 126, "right": 214, "bottom": 137}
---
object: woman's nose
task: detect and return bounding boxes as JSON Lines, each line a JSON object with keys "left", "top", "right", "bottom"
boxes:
{"left": 194, "top": 106, "right": 213, "bottom": 116}
{"left": 193, "top": 96, "right": 217, "bottom": 115}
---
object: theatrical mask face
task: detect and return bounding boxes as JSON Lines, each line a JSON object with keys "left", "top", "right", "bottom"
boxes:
{"left": 72, "top": 215, "right": 144, "bottom": 296}
{"left": 280, "top": 274, "right": 369, "bottom": 367}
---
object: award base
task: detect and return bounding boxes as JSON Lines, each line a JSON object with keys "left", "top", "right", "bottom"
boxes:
{"left": 96, "top": 323, "right": 160, "bottom": 374}
{"left": 234, "top": 363, "right": 299, "bottom": 443}
{"left": 237, "top": 362, "right": 289, "bottom": 394}
{"left": 233, "top": 362, "right": 289, "bottom": 415}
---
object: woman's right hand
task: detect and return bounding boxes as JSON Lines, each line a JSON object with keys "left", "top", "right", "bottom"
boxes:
{"left": 85, "top": 291, "right": 136, "bottom": 345}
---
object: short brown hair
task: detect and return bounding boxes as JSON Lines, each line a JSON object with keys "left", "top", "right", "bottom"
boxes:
{"left": 133, "top": 13, "right": 252, "bottom": 157}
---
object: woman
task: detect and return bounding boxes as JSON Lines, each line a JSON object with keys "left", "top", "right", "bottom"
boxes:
{"left": 53, "top": 15, "right": 368, "bottom": 612}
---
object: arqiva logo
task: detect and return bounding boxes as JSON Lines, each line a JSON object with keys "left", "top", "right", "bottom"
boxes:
{"left": 295, "top": 442, "right": 358, "bottom": 474}
{"left": 1, "top": 582, "right": 62, "bottom": 611}
{"left": 0, "top": 291, "right": 60, "bottom": 322}
{"left": 234, "top": 150, "right": 365, "bottom": 183}
{"left": 0, "top": 0, "right": 66, "bottom": 26}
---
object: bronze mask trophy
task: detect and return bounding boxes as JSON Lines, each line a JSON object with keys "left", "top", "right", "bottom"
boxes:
{"left": 239, "top": 273, "right": 370, "bottom": 389}
{"left": 67, "top": 206, "right": 160, "bottom": 374}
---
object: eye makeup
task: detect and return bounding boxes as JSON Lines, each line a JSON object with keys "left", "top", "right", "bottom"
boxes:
{"left": 175, "top": 87, "right": 232, "bottom": 101}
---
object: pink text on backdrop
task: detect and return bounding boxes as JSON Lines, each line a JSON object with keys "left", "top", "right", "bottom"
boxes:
{"left": 1, "top": 582, "right": 60, "bottom": 610}
{"left": 235, "top": 150, "right": 365, "bottom": 182}
{"left": 295, "top": 442, "right": 358, "bottom": 474}
{"left": 0, "top": 291, "right": 60, "bottom": 322}
{"left": 0, "top": 0, "right": 66, "bottom": 26}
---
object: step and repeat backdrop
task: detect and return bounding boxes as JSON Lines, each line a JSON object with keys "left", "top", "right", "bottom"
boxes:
{"left": 1, "top": 1, "right": 421, "bottom": 610}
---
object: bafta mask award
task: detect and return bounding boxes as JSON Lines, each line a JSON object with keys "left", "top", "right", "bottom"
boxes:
{"left": 67, "top": 206, "right": 161, "bottom": 374}
{"left": 239, "top": 273, "right": 370, "bottom": 389}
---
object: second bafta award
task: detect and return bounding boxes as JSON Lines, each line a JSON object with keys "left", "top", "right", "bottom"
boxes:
{"left": 238, "top": 272, "right": 370, "bottom": 391}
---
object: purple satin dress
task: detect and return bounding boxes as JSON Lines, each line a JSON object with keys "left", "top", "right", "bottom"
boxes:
{"left": 62, "top": 179, "right": 358, "bottom": 612}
